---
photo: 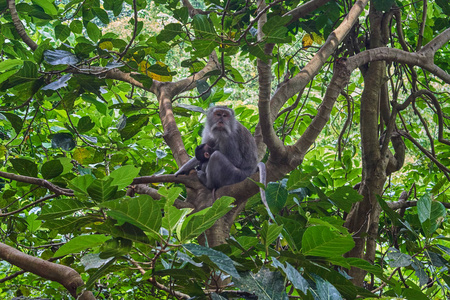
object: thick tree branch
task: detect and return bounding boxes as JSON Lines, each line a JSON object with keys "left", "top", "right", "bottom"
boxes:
{"left": 268, "top": 0, "right": 370, "bottom": 123}
{"left": 0, "top": 243, "right": 94, "bottom": 299}
{"left": 256, "top": 1, "right": 284, "bottom": 157}
{"left": 7, "top": 0, "right": 38, "bottom": 51}
{"left": 346, "top": 47, "right": 450, "bottom": 83}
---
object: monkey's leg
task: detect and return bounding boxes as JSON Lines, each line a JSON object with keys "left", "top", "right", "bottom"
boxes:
{"left": 204, "top": 151, "right": 246, "bottom": 189}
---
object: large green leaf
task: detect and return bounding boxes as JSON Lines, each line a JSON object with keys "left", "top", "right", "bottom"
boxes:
{"left": 156, "top": 23, "right": 183, "bottom": 43}
{"left": 101, "top": 195, "right": 162, "bottom": 235}
{"left": 10, "top": 158, "right": 38, "bottom": 177}
{"left": 302, "top": 226, "right": 354, "bottom": 257}
{"left": 39, "top": 199, "right": 89, "bottom": 220}
{"left": 1, "top": 112, "right": 23, "bottom": 135}
{"left": 183, "top": 244, "right": 240, "bottom": 279}
{"left": 179, "top": 196, "right": 234, "bottom": 242}
{"left": 417, "top": 193, "right": 446, "bottom": 236}
{"left": 119, "top": 114, "right": 149, "bottom": 140}
{"left": 87, "top": 178, "right": 119, "bottom": 201}
{"left": 266, "top": 182, "right": 288, "bottom": 213}
{"left": 95, "top": 220, "right": 150, "bottom": 244}
{"left": 54, "top": 234, "right": 111, "bottom": 257}
{"left": 328, "top": 186, "right": 363, "bottom": 212}
{"left": 234, "top": 267, "right": 288, "bottom": 300}
{"left": 110, "top": 165, "right": 141, "bottom": 190}
{"left": 260, "top": 220, "right": 283, "bottom": 249}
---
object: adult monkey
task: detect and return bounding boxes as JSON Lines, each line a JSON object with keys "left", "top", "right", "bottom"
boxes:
{"left": 175, "top": 106, "right": 267, "bottom": 200}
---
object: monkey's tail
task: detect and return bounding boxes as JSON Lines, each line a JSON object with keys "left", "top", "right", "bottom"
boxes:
{"left": 257, "top": 162, "right": 275, "bottom": 222}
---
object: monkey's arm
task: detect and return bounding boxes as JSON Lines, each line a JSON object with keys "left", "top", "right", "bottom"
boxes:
{"left": 174, "top": 157, "right": 199, "bottom": 176}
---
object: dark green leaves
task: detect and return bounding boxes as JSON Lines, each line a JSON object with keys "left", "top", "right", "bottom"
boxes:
{"left": 41, "top": 160, "right": 63, "bottom": 179}
{"left": 157, "top": 23, "right": 183, "bottom": 43}
{"left": 0, "top": 112, "right": 23, "bottom": 134}
{"left": 51, "top": 133, "right": 76, "bottom": 151}
{"left": 118, "top": 114, "right": 149, "bottom": 140}
{"left": 10, "top": 158, "right": 38, "bottom": 177}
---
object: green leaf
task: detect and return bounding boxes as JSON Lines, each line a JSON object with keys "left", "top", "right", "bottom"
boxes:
{"left": 101, "top": 195, "right": 162, "bottom": 235}
{"left": 329, "top": 186, "right": 363, "bottom": 212}
{"left": 70, "top": 20, "right": 83, "bottom": 34}
{"left": 192, "top": 39, "right": 218, "bottom": 58}
{"left": 85, "top": 257, "right": 116, "bottom": 290}
{"left": 196, "top": 79, "right": 211, "bottom": 100}
{"left": 41, "top": 160, "right": 63, "bottom": 179}
{"left": 377, "top": 195, "right": 401, "bottom": 224}
{"left": 80, "top": 253, "right": 114, "bottom": 270}
{"left": 1, "top": 112, "right": 23, "bottom": 134}
{"left": 87, "top": 178, "right": 118, "bottom": 201}
{"left": 183, "top": 244, "right": 240, "bottom": 279}
{"left": 373, "top": 0, "right": 395, "bottom": 12}
{"left": 77, "top": 116, "right": 95, "bottom": 133}
{"left": 266, "top": 182, "right": 288, "bottom": 214}
{"left": 234, "top": 267, "right": 288, "bottom": 300}
{"left": 262, "top": 15, "right": 292, "bottom": 43}
{"left": 92, "top": 7, "right": 110, "bottom": 24}
{"left": 180, "top": 196, "right": 234, "bottom": 241}
{"left": 69, "top": 174, "right": 95, "bottom": 195}
{"left": 156, "top": 23, "right": 183, "bottom": 43}
{"left": 86, "top": 22, "right": 102, "bottom": 42}
{"left": 130, "top": 73, "right": 153, "bottom": 89}
{"left": 0, "top": 59, "right": 23, "bottom": 72}
{"left": 110, "top": 165, "right": 141, "bottom": 190}
{"left": 417, "top": 193, "right": 446, "bottom": 236}
{"left": 387, "top": 248, "right": 412, "bottom": 267}
{"left": 55, "top": 24, "right": 71, "bottom": 41}
{"left": 42, "top": 216, "right": 94, "bottom": 234}
{"left": 54, "top": 234, "right": 111, "bottom": 257}
{"left": 302, "top": 226, "right": 354, "bottom": 257}
{"left": 260, "top": 220, "right": 283, "bottom": 249}
{"left": 95, "top": 220, "right": 150, "bottom": 244}
{"left": 119, "top": 114, "right": 149, "bottom": 140}
{"left": 10, "top": 158, "right": 38, "bottom": 177}
{"left": 39, "top": 199, "right": 88, "bottom": 220}
{"left": 312, "top": 274, "right": 343, "bottom": 300}
{"left": 33, "top": 0, "right": 57, "bottom": 15}
{"left": 192, "top": 14, "right": 216, "bottom": 39}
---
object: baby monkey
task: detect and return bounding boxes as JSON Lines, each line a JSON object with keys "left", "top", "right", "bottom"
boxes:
{"left": 195, "top": 143, "right": 214, "bottom": 170}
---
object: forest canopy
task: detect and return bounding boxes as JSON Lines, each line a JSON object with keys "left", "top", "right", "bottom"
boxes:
{"left": 1, "top": 0, "right": 450, "bottom": 299}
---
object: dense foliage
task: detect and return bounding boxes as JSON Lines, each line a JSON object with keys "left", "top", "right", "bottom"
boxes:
{"left": 1, "top": 0, "right": 450, "bottom": 299}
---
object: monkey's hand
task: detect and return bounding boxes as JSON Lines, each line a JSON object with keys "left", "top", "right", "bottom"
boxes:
{"left": 174, "top": 157, "right": 199, "bottom": 176}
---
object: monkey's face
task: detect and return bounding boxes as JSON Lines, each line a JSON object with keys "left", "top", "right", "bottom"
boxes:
{"left": 210, "top": 109, "right": 232, "bottom": 133}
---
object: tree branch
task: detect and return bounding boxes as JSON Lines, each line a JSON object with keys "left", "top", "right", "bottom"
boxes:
{"left": 0, "top": 171, "right": 74, "bottom": 196}
{"left": 7, "top": 0, "right": 38, "bottom": 51}
{"left": 0, "top": 243, "right": 94, "bottom": 299}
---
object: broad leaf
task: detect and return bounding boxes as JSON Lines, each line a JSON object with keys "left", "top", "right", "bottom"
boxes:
{"left": 54, "top": 234, "right": 110, "bottom": 257}
{"left": 234, "top": 267, "right": 288, "bottom": 300}
{"left": 39, "top": 199, "right": 88, "bottom": 220}
{"left": 184, "top": 244, "right": 240, "bottom": 279}
{"left": 101, "top": 195, "right": 162, "bottom": 235}
{"left": 302, "top": 226, "right": 354, "bottom": 257}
